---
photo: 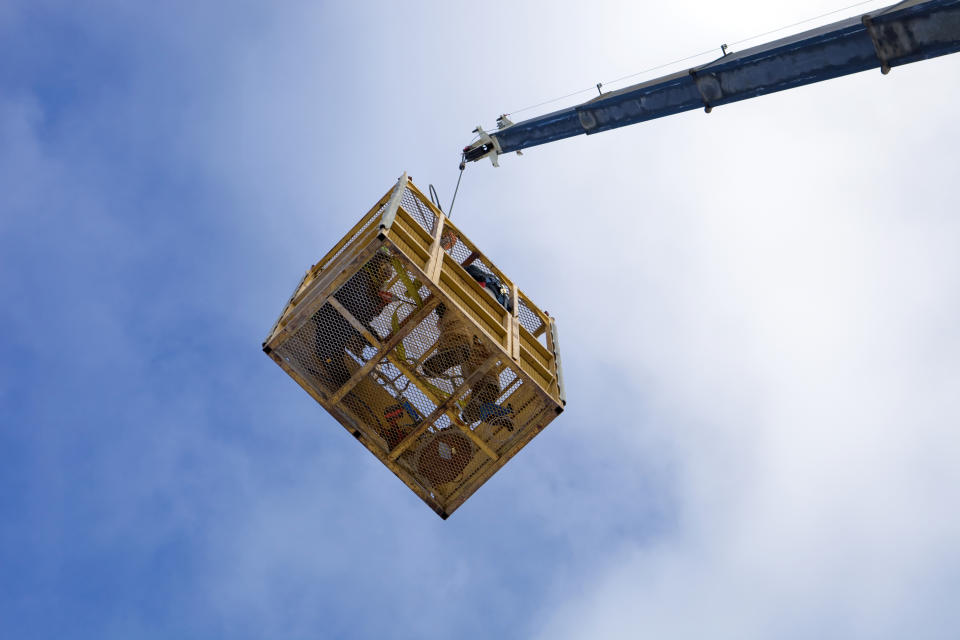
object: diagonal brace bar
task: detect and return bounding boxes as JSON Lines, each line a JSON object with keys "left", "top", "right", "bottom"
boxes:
{"left": 389, "top": 352, "right": 502, "bottom": 461}
{"left": 327, "top": 297, "right": 440, "bottom": 406}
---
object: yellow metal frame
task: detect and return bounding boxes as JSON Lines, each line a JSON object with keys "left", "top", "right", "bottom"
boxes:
{"left": 263, "top": 176, "right": 564, "bottom": 518}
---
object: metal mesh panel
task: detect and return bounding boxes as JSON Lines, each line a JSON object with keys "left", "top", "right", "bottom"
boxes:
{"left": 369, "top": 309, "right": 450, "bottom": 417}
{"left": 348, "top": 360, "right": 438, "bottom": 454}
{"left": 383, "top": 303, "right": 487, "bottom": 496}
{"left": 265, "top": 270, "right": 310, "bottom": 348}
{"left": 368, "top": 268, "right": 433, "bottom": 338}
{"left": 438, "top": 224, "right": 517, "bottom": 331}
{"left": 409, "top": 423, "right": 480, "bottom": 494}
{"left": 458, "top": 360, "right": 546, "bottom": 452}
{"left": 446, "top": 236, "right": 498, "bottom": 284}
{"left": 277, "top": 299, "right": 535, "bottom": 499}
{"left": 400, "top": 187, "right": 437, "bottom": 235}
{"left": 413, "top": 359, "right": 534, "bottom": 501}
{"left": 397, "top": 313, "right": 551, "bottom": 497}
{"left": 396, "top": 305, "right": 501, "bottom": 494}
{"left": 517, "top": 294, "right": 547, "bottom": 340}
{"left": 489, "top": 362, "right": 549, "bottom": 451}
{"left": 315, "top": 203, "right": 386, "bottom": 273}
{"left": 441, "top": 224, "right": 503, "bottom": 280}
{"left": 445, "top": 231, "right": 476, "bottom": 267}
{"left": 274, "top": 312, "right": 330, "bottom": 391}
{"left": 419, "top": 303, "right": 496, "bottom": 395}
{"left": 275, "top": 301, "right": 374, "bottom": 396}
{"left": 264, "top": 180, "right": 564, "bottom": 517}
{"left": 276, "top": 252, "right": 396, "bottom": 392}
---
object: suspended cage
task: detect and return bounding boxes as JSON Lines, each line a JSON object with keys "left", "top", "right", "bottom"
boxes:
{"left": 262, "top": 173, "right": 565, "bottom": 518}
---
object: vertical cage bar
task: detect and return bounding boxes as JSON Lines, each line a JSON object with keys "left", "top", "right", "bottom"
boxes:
{"left": 549, "top": 317, "right": 566, "bottom": 408}
{"left": 379, "top": 172, "right": 409, "bottom": 234}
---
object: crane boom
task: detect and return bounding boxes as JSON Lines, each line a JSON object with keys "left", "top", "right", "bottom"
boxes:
{"left": 464, "top": 0, "right": 960, "bottom": 165}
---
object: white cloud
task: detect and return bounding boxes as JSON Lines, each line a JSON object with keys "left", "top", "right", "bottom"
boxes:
{"left": 199, "top": 3, "right": 960, "bottom": 636}
{"left": 6, "top": 1, "right": 958, "bottom": 637}
{"left": 519, "top": 31, "right": 960, "bottom": 638}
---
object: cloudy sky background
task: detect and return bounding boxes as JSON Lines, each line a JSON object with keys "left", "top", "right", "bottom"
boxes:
{"left": 2, "top": 1, "right": 959, "bottom": 638}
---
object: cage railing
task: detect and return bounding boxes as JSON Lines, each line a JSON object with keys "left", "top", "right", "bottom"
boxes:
{"left": 263, "top": 173, "right": 565, "bottom": 517}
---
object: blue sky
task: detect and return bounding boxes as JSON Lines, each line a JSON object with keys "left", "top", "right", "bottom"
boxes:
{"left": 2, "top": 1, "right": 959, "bottom": 638}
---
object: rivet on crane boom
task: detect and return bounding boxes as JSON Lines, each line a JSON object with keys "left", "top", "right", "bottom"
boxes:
{"left": 463, "top": 0, "right": 960, "bottom": 166}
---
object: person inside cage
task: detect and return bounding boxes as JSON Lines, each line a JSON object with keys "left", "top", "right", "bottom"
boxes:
{"left": 313, "top": 247, "right": 396, "bottom": 391}
{"left": 422, "top": 231, "right": 514, "bottom": 430}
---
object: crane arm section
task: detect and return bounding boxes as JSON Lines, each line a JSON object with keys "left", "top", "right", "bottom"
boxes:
{"left": 464, "top": 0, "right": 960, "bottom": 165}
